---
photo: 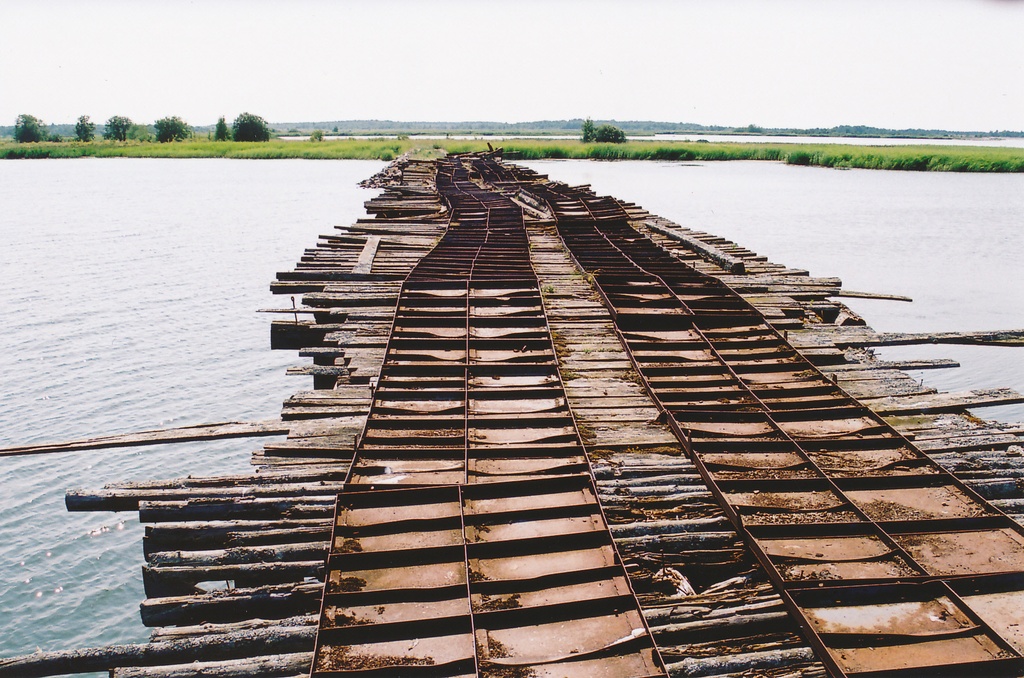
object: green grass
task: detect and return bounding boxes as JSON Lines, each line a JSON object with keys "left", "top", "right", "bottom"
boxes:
{"left": 2, "top": 137, "right": 1022, "bottom": 172}
{"left": 0, "top": 138, "right": 414, "bottom": 160}
{"left": 495, "top": 139, "right": 1024, "bottom": 172}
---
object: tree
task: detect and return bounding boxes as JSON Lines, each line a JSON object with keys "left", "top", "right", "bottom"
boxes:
{"left": 309, "top": 129, "right": 325, "bottom": 142}
{"left": 232, "top": 112, "right": 270, "bottom": 142}
{"left": 154, "top": 116, "right": 191, "bottom": 142}
{"left": 14, "top": 114, "right": 46, "bottom": 143}
{"left": 75, "top": 115, "right": 96, "bottom": 142}
{"left": 581, "top": 118, "right": 596, "bottom": 143}
{"left": 214, "top": 116, "right": 230, "bottom": 141}
{"left": 594, "top": 124, "right": 626, "bottom": 143}
{"left": 104, "top": 115, "right": 132, "bottom": 141}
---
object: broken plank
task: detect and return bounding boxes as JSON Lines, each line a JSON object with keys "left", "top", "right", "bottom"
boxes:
{"left": 864, "top": 388, "right": 1024, "bottom": 415}
{"left": 0, "top": 421, "right": 289, "bottom": 458}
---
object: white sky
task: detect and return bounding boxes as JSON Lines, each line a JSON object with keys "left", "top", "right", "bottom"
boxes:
{"left": 2, "top": 0, "right": 1022, "bottom": 131}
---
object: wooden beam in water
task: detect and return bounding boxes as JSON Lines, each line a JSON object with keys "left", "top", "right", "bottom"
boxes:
{"left": 856, "top": 329, "right": 1024, "bottom": 347}
{"left": 0, "top": 420, "right": 289, "bottom": 458}
{"left": 821, "top": 358, "right": 961, "bottom": 372}
{"left": 863, "top": 387, "right": 1024, "bottom": 415}
{"left": 833, "top": 289, "right": 913, "bottom": 302}
{"left": 0, "top": 626, "right": 313, "bottom": 678}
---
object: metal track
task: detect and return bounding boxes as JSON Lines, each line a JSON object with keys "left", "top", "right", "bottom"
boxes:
{"left": 462, "top": 155, "right": 1024, "bottom": 677}
{"left": 311, "top": 157, "right": 665, "bottom": 677}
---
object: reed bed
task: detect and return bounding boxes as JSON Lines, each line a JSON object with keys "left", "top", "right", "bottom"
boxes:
{"left": 2, "top": 138, "right": 1022, "bottom": 172}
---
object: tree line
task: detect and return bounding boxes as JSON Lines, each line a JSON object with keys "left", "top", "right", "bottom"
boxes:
{"left": 11, "top": 113, "right": 272, "bottom": 143}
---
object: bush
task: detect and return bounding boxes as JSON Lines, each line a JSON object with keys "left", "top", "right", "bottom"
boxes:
{"left": 154, "top": 116, "right": 191, "bottom": 143}
{"left": 594, "top": 124, "right": 626, "bottom": 143}
{"left": 14, "top": 114, "right": 46, "bottom": 143}
{"left": 309, "top": 129, "right": 325, "bottom": 142}
{"left": 74, "top": 115, "right": 96, "bottom": 142}
{"left": 232, "top": 112, "right": 271, "bottom": 142}
{"left": 104, "top": 116, "right": 132, "bottom": 141}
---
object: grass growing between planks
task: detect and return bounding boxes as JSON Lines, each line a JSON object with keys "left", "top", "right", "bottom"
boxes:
{"left": 2, "top": 137, "right": 1023, "bottom": 172}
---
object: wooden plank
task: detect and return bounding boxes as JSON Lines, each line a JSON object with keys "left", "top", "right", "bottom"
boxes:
{"left": 864, "top": 388, "right": 1024, "bottom": 415}
{"left": 352, "top": 235, "right": 381, "bottom": 274}
{"left": 0, "top": 421, "right": 289, "bottom": 458}
{"left": 833, "top": 289, "right": 913, "bottom": 302}
{"left": 821, "top": 359, "right": 961, "bottom": 372}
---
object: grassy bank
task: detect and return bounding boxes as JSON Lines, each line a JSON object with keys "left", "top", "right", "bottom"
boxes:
{"left": 2, "top": 138, "right": 1022, "bottom": 172}
{"left": 0, "top": 139, "right": 415, "bottom": 161}
{"left": 497, "top": 139, "right": 1024, "bottom": 172}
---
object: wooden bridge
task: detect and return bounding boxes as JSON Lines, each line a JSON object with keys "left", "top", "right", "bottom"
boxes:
{"left": 4, "top": 153, "right": 1024, "bottom": 677}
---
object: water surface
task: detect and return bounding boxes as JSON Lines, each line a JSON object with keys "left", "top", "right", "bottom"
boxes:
{"left": 0, "top": 158, "right": 382, "bottom": 658}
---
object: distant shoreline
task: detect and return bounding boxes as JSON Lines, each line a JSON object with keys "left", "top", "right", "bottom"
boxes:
{"left": 4, "top": 119, "right": 1022, "bottom": 142}
{"left": 2, "top": 138, "right": 1022, "bottom": 172}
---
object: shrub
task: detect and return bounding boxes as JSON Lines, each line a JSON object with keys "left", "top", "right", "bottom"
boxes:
{"left": 14, "top": 114, "right": 46, "bottom": 143}
{"left": 787, "top": 150, "right": 812, "bottom": 166}
{"left": 104, "top": 116, "right": 132, "bottom": 141}
{"left": 154, "top": 116, "right": 191, "bottom": 143}
{"left": 233, "top": 112, "right": 271, "bottom": 142}
{"left": 310, "top": 129, "right": 325, "bottom": 142}
{"left": 594, "top": 124, "right": 626, "bottom": 143}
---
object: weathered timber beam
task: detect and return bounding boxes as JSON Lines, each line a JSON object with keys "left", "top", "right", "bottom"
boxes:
{"left": 845, "top": 329, "right": 1024, "bottom": 347}
{"left": 0, "top": 420, "right": 289, "bottom": 458}
{"left": 643, "top": 596, "right": 783, "bottom": 625}
{"left": 665, "top": 647, "right": 819, "bottom": 678}
{"left": 149, "top": 615, "right": 316, "bottom": 641}
{"left": 644, "top": 221, "right": 746, "bottom": 274}
{"left": 67, "top": 481, "right": 346, "bottom": 512}
{"left": 651, "top": 611, "right": 794, "bottom": 644}
{"left": 0, "top": 626, "right": 314, "bottom": 678}
{"left": 138, "top": 498, "right": 335, "bottom": 523}
{"left": 113, "top": 467, "right": 349, "bottom": 491}
{"left": 140, "top": 582, "right": 322, "bottom": 626}
{"left": 111, "top": 652, "right": 313, "bottom": 678}
{"left": 864, "top": 387, "right": 1024, "bottom": 415}
{"left": 143, "top": 560, "right": 325, "bottom": 598}
{"left": 820, "top": 358, "right": 960, "bottom": 372}
{"left": 144, "top": 520, "right": 331, "bottom": 555}
{"left": 609, "top": 517, "right": 731, "bottom": 538}
{"left": 833, "top": 289, "right": 913, "bottom": 302}
{"left": 146, "top": 541, "right": 328, "bottom": 567}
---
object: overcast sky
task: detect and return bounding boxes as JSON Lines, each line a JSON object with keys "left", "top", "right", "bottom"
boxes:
{"left": 2, "top": 0, "right": 1022, "bottom": 131}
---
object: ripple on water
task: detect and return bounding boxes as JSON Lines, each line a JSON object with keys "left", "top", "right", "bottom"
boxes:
{"left": 0, "top": 158, "right": 383, "bottom": 658}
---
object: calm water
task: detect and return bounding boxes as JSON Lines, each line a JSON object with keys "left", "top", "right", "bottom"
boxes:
{"left": 0, "top": 159, "right": 383, "bottom": 660}
{"left": 0, "top": 158, "right": 1021, "bottom": 660}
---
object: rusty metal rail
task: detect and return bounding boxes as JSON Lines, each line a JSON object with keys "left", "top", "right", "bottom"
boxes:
{"left": 459, "top": 155, "right": 1024, "bottom": 677}
{"left": 311, "top": 157, "right": 665, "bottom": 677}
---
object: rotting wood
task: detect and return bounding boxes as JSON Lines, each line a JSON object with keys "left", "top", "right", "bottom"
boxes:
{"left": 832, "top": 289, "right": 913, "bottom": 302}
{"left": 111, "top": 652, "right": 313, "bottom": 678}
{"left": 0, "top": 420, "right": 289, "bottom": 457}
{"left": 643, "top": 219, "right": 747, "bottom": 274}
{"left": 0, "top": 626, "right": 314, "bottom": 678}
{"left": 863, "top": 387, "right": 1024, "bottom": 415}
